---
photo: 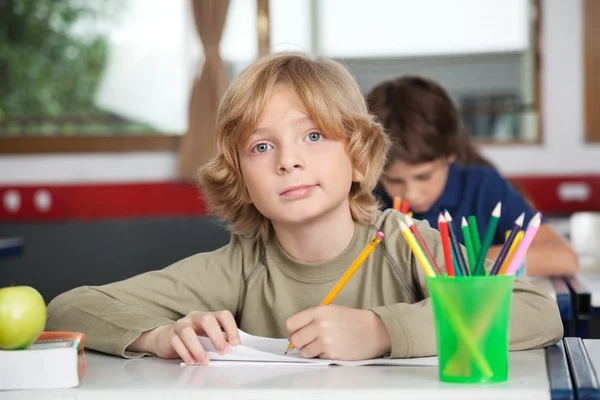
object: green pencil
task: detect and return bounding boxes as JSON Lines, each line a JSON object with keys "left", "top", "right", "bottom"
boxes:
{"left": 473, "top": 202, "right": 502, "bottom": 276}
{"left": 461, "top": 217, "right": 477, "bottom": 275}
{"left": 467, "top": 215, "right": 482, "bottom": 259}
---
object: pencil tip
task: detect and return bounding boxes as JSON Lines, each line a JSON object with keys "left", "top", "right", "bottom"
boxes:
{"left": 443, "top": 210, "right": 452, "bottom": 221}
{"left": 438, "top": 213, "right": 446, "bottom": 222}
{"left": 461, "top": 217, "right": 468, "bottom": 227}
{"left": 376, "top": 231, "right": 384, "bottom": 239}
{"left": 492, "top": 202, "right": 502, "bottom": 216}
{"left": 516, "top": 212, "right": 525, "bottom": 225}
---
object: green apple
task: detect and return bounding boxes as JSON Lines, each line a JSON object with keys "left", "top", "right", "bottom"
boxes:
{"left": 0, "top": 286, "right": 47, "bottom": 350}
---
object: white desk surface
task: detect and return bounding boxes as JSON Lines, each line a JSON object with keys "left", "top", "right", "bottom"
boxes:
{"left": 1, "top": 350, "right": 552, "bottom": 400}
{"left": 573, "top": 259, "right": 600, "bottom": 307}
{"left": 583, "top": 339, "right": 600, "bottom": 380}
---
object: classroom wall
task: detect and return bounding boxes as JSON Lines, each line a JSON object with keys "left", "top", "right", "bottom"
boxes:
{"left": 0, "top": 0, "right": 597, "bottom": 184}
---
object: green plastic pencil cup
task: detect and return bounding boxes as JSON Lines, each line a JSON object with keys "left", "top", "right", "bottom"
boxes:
{"left": 427, "top": 275, "right": 514, "bottom": 383}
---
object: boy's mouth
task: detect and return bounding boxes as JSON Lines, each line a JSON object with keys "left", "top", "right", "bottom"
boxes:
{"left": 280, "top": 184, "right": 317, "bottom": 198}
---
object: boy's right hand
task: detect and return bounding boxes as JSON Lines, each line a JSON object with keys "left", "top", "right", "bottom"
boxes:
{"left": 131, "top": 310, "right": 240, "bottom": 365}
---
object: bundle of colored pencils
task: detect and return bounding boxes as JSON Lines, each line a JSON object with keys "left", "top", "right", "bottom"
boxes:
{"left": 397, "top": 201, "right": 542, "bottom": 278}
{"left": 393, "top": 196, "right": 413, "bottom": 218}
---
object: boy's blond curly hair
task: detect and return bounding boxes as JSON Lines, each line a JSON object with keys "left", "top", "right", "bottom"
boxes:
{"left": 198, "top": 52, "right": 390, "bottom": 242}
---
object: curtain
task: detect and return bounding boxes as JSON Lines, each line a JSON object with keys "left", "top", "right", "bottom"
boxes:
{"left": 178, "top": 0, "right": 229, "bottom": 181}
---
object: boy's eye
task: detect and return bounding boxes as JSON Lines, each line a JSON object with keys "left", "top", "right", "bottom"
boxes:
{"left": 252, "top": 143, "right": 272, "bottom": 154}
{"left": 305, "top": 132, "right": 322, "bottom": 142}
{"left": 416, "top": 174, "right": 432, "bottom": 181}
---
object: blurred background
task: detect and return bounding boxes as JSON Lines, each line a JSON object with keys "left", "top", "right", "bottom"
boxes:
{"left": 0, "top": 0, "right": 599, "bottom": 303}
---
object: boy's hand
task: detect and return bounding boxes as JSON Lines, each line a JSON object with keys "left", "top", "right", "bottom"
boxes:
{"left": 285, "top": 305, "right": 391, "bottom": 361}
{"left": 129, "top": 310, "right": 240, "bottom": 365}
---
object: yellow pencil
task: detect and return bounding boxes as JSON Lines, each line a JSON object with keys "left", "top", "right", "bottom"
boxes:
{"left": 499, "top": 230, "right": 524, "bottom": 275}
{"left": 398, "top": 218, "right": 436, "bottom": 278}
{"left": 284, "top": 231, "right": 385, "bottom": 355}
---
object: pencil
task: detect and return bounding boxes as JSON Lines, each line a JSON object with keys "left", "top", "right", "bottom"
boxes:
{"left": 393, "top": 197, "right": 401, "bottom": 212}
{"left": 499, "top": 230, "right": 524, "bottom": 275}
{"left": 404, "top": 215, "right": 443, "bottom": 276}
{"left": 398, "top": 219, "right": 437, "bottom": 278}
{"left": 467, "top": 215, "right": 482, "bottom": 259}
{"left": 284, "top": 231, "right": 384, "bottom": 355}
{"left": 400, "top": 200, "right": 410, "bottom": 214}
{"left": 490, "top": 213, "right": 524, "bottom": 275}
{"left": 438, "top": 213, "right": 455, "bottom": 277}
{"left": 461, "top": 217, "right": 477, "bottom": 275}
{"left": 443, "top": 211, "right": 469, "bottom": 276}
{"left": 503, "top": 213, "right": 542, "bottom": 276}
{"left": 473, "top": 202, "right": 501, "bottom": 276}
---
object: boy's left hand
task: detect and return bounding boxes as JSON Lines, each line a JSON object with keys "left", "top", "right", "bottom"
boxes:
{"left": 285, "top": 305, "right": 391, "bottom": 361}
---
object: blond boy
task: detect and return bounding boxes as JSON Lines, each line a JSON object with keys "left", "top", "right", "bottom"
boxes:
{"left": 47, "top": 53, "right": 563, "bottom": 365}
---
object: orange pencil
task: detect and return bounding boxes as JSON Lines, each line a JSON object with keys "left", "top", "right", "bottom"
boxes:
{"left": 284, "top": 231, "right": 385, "bottom": 355}
{"left": 393, "top": 197, "right": 401, "bottom": 212}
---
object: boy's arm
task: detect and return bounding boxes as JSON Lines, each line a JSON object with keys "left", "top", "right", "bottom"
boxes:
{"left": 46, "top": 238, "right": 247, "bottom": 358}
{"left": 487, "top": 224, "right": 578, "bottom": 276}
{"left": 483, "top": 170, "right": 578, "bottom": 276}
{"left": 370, "top": 221, "right": 564, "bottom": 358}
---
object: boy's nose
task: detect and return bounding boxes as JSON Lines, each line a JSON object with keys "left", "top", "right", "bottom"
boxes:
{"left": 277, "top": 148, "right": 305, "bottom": 174}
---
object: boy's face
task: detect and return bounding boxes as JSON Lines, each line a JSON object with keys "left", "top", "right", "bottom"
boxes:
{"left": 238, "top": 84, "right": 354, "bottom": 228}
{"left": 381, "top": 159, "right": 451, "bottom": 213}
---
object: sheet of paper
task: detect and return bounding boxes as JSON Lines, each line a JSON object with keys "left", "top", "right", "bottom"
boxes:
{"left": 181, "top": 330, "right": 438, "bottom": 367}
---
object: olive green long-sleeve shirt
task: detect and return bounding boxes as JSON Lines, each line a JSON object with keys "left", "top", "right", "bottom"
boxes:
{"left": 47, "top": 209, "right": 563, "bottom": 358}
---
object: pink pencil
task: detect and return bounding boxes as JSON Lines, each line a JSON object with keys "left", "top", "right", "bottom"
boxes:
{"left": 503, "top": 212, "right": 542, "bottom": 276}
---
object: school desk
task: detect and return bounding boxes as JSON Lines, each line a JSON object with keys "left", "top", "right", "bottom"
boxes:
{"left": 0, "top": 237, "right": 24, "bottom": 260}
{"left": 0, "top": 348, "right": 573, "bottom": 400}
{"left": 569, "top": 268, "right": 600, "bottom": 339}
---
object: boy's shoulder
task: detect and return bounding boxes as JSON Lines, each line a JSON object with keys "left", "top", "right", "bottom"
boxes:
{"left": 451, "top": 163, "right": 507, "bottom": 191}
{"left": 179, "top": 232, "right": 265, "bottom": 275}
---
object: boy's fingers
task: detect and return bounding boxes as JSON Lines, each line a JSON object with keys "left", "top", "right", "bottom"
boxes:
{"left": 285, "top": 307, "right": 317, "bottom": 336}
{"left": 176, "top": 324, "right": 209, "bottom": 364}
{"left": 215, "top": 310, "right": 240, "bottom": 345}
{"left": 193, "top": 314, "right": 228, "bottom": 354}
{"left": 170, "top": 333, "right": 199, "bottom": 365}
{"left": 290, "top": 323, "right": 318, "bottom": 351}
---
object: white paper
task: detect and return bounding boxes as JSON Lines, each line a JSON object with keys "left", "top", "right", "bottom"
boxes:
{"left": 180, "top": 330, "right": 438, "bottom": 367}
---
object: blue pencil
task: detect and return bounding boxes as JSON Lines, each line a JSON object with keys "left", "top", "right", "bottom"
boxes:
{"left": 444, "top": 210, "right": 470, "bottom": 276}
{"left": 451, "top": 246, "right": 462, "bottom": 277}
{"left": 490, "top": 213, "right": 525, "bottom": 275}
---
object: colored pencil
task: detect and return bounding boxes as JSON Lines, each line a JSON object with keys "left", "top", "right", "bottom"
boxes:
{"left": 405, "top": 215, "right": 443, "bottom": 276}
{"left": 438, "top": 213, "right": 455, "bottom": 277}
{"left": 503, "top": 213, "right": 542, "bottom": 276}
{"left": 490, "top": 213, "right": 524, "bottom": 275}
{"left": 451, "top": 246, "right": 462, "bottom": 277}
{"left": 407, "top": 211, "right": 413, "bottom": 218}
{"left": 400, "top": 200, "right": 410, "bottom": 214}
{"left": 461, "top": 217, "right": 477, "bottom": 274}
{"left": 398, "top": 219, "right": 437, "bottom": 278}
{"left": 393, "top": 196, "right": 401, "bottom": 212}
{"left": 467, "top": 215, "right": 482, "bottom": 259}
{"left": 284, "top": 231, "right": 385, "bottom": 354}
{"left": 472, "top": 202, "right": 502, "bottom": 276}
{"left": 499, "top": 230, "right": 524, "bottom": 275}
{"left": 444, "top": 211, "right": 469, "bottom": 276}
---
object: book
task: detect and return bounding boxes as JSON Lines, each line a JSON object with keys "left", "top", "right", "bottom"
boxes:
{"left": 0, "top": 331, "right": 86, "bottom": 390}
{"left": 180, "top": 330, "right": 437, "bottom": 367}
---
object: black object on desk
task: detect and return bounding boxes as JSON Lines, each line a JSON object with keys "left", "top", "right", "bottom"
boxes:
{"left": 0, "top": 237, "right": 24, "bottom": 260}
{"left": 546, "top": 340, "right": 575, "bottom": 400}
{"left": 565, "top": 277, "right": 592, "bottom": 338}
{"left": 554, "top": 278, "right": 575, "bottom": 337}
{"left": 563, "top": 337, "right": 600, "bottom": 400}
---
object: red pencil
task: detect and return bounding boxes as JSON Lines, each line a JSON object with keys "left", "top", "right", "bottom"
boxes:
{"left": 438, "top": 213, "right": 455, "bottom": 277}
{"left": 400, "top": 200, "right": 410, "bottom": 214}
{"left": 404, "top": 215, "right": 443, "bottom": 276}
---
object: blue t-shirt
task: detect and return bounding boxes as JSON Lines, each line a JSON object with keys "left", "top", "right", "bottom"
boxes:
{"left": 374, "top": 163, "right": 538, "bottom": 246}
